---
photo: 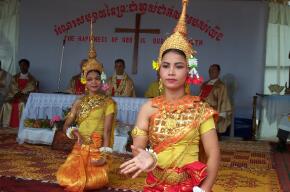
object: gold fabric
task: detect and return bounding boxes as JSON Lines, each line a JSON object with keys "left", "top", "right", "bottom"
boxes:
{"left": 6, "top": 73, "right": 37, "bottom": 99}
{"left": 200, "top": 79, "right": 232, "bottom": 133}
{"left": 57, "top": 143, "right": 109, "bottom": 192}
{"left": 57, "top": 94, "right": 116, "bottom": 191}
{"left": 149, "top": 95, "right": 217, "bottom": 169}
{"left": 77, "top": 95, "right": 116, "bottom": 146}
{"left": 144, "top": 81, "right": 162, "bottom": 98}
{"left": 152, "top": 166, "right": 190, "bottom": 185}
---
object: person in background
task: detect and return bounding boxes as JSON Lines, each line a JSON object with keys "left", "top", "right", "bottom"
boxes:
{"left": 0, "top": 60, "right": 12, "bottom": 107}
{"left": 67, "top": 59, "right": 87, "bottom": 94}
{"left": 0, "top": 59, "right": 38, "bottom": 128}
{"left": 199, "top": 64, "right": 232, "bottom": 137}
{"left": 107, "top": 59, "right": 135, "bottom": 97}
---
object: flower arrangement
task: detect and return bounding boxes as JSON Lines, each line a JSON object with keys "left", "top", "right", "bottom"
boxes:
{"left": 24, "top": 118, "right": 51, "bottom": 128}
{"left": 50, "top": 115, "right": 62, "bottom": 131}
{"left": 24, "top": 115, "right": 63, "bottom": 129}
{"left": 24, "top": 107, "right": 76, "bottom": 129}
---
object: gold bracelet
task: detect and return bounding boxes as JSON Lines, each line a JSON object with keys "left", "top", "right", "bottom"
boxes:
{"left": 145, "top": 148, "right": 158, "bottom": 172}
{"left": 131, "top": 126, "right": 148, "bottom": 137}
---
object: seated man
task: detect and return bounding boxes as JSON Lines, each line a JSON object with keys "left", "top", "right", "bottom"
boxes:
{"left": 107, "top": 59, "right": 135, "bottom": 97}
{"left": 199, "top": 64, "right": 232, "bottom": 135}
{"left": 0, "top": 60, "right": 12, "bottom": 107}
{"left": 67, "top": 59, "right": 87, "bottom": 94}
{"left": 0, "top": 59, "right": 38, "bottom": 128}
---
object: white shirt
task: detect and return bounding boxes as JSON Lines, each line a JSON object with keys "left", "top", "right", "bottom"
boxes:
{"left": 116, "top": 75, "right": 125, "bottom": 80}
{"left": 207, "top": 78, "right": 218, "bottom": 85}
{"left": 20, "top": 73, "right": 29, "bottom": 79}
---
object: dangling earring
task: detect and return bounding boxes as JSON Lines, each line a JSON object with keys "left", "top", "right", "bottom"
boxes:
{"left": 159, "top": 78, "right": 164, "bottom": 93}
{"left": 85, "top": 87, "right": 88, "bottom": 93}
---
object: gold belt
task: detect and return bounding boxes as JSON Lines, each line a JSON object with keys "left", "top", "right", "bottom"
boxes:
{"left": 152, "top": 167, "right": 190, "bottom": 185}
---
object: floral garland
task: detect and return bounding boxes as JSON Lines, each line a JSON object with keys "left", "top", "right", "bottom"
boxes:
{"left": 111, "top": 73, "right": 128, "bottom": 96}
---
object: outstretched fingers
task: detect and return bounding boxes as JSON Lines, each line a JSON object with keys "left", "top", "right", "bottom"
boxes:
{"left": 120, "top": 159, "right": 135, "bottom": 169}
{"left": 120, "top": 163, "right": 140, "bottom": 174}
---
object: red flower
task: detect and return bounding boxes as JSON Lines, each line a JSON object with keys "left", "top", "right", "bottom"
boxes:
{"left": 186, "top": 75, "right": 203, "bottom": 85}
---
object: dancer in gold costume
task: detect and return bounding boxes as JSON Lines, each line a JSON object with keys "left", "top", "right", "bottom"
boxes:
{"left": 56, "top": 22, "right": 116, "bottom": 192}
{"left": 120, "top": 1, "right": 220, "bottom": 192}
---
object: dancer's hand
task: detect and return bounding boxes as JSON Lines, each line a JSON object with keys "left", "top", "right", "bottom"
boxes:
{"left": 120, "top": 145, "right": 156, "bottom": 178}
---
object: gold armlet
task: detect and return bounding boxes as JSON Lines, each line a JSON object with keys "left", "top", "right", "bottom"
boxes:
{"left": 131, "top": 126, "right": 148, "bottom": 137}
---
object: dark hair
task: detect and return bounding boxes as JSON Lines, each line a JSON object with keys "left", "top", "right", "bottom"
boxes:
{"left": 18, "top": 59, "right": 30, "bottom": 67}
{"left": 210, "top": 64, "right": 221, "bottom": 72}
{"left": 114, "top": 58, "right": 125, "bottom": 67}
{"left": 161, "top": 49, "right": 187, "bottom": 60}
{"left": 86, "top": 69, "right": 101, "bottom": 77}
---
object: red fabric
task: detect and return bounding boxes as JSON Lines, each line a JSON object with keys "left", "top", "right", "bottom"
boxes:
{"left": 144, "top": 161, "right": 207, "bottom": 192}
{"left": 200, "top": 84, "right": 213, "bottom": 99}
{"left": 112, "top": 79, "right": 122, "bottom": 96}
{"left": 75, "top": 79, "right": 85, "bottom": 94}
{"left": 9, "top": 79, "right": 29, "bottom": 128}
{"left": 9, "top": 100, "right": 20, "bottom": 128}
{"left": 18, "top": 79, "right": 28, "bottom": 91}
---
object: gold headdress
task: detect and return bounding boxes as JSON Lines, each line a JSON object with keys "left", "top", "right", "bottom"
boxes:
{"left": 152, "top": 0, "right": 202, "bottom": 84}
{"left": 81, "top": 21, "right": 105, "bottom": 84}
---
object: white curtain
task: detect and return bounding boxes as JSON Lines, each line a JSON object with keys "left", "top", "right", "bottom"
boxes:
{"left": 0, "top": 0, "right": 20, "bottom": 75}
{"left": 264, "top": 2, "right": 290, "bottom": 94}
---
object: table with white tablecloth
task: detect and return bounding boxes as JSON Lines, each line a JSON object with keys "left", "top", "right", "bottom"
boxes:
{"left": 258, "top": 95, "right": 290, "bottom": 139}
{"left": 17, "top": 93, "right": 147, "bottom": 152}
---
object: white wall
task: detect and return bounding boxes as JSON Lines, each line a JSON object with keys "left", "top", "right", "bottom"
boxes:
{"left": 18, "top": 0, "right": 268, "bottom": 118}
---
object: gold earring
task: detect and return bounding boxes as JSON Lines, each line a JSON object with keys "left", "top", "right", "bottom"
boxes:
{"left": 159, "top": 78, "right": 164, "bottom": 93}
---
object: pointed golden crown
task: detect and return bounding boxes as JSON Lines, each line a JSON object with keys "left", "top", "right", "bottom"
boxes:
{"left": 82, "top": 20, "right": 103, "bottom": 80}
{"left": 158, "top": 0, "right": 194, "bottom": 63}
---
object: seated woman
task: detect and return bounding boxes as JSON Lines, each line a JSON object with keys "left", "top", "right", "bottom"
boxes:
{"left": 56, "top": 26, "right": 116, "bottom": 192}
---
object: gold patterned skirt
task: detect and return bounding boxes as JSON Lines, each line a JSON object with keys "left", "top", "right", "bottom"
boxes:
{"left": 56, "top": 144, "right": 108, "bottom": 192}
